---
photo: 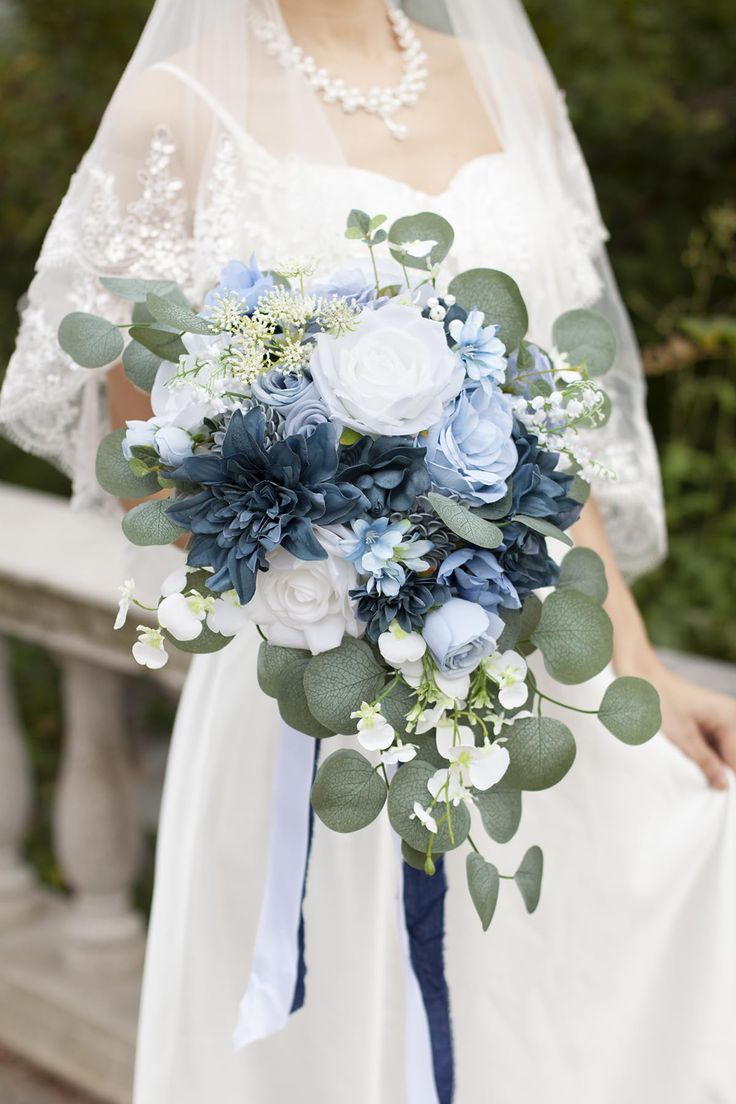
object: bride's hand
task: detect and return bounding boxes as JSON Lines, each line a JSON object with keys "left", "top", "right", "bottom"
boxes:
{"left": 634, "top": 656, "right": 736, "bottom": 789}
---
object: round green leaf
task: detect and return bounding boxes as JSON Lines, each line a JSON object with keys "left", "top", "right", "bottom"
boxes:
{"left": 401, "top": 841, "right": 429, "bottom": 872}
{"left": 427, "top": 492, "right": 503, "bottom": 550}
{"left": 387, "top": 759, "right": 470, "bottom": 854}
{"left": 99, "top": 276, "right": 179, "bottom": 303}
{"left": 514, "top": 845, "right": 543, "bottom": 913}
{"left": 163, "top": 622, "right": 232, "bottom": 654}
{"left": 145, "top": 292, "right": 212, "bottom": 335}
{"left": 598, "top": 676, "right": 661, "bottom": 745}
{"left": 257, "top": 642, "right": 309, "bottom": 697}
{"left": 466, "top": 853, "right": 500, "bottom": 931}
{"left": 129, "top": 324, "right": 187, "bottom": 362}
{"left": 121, "top": 498, "right": 185, "bottom": 546}
{"left": 447, "top": 268, "right": 529, "bottom": 351}
{"left": 531, "top": 589, "right": 613, "bottom": 684}
{"left": 503, "top": 715, "right": 576, "bottom": 791}
{"left": 380, "top": 680, "right": 417, "bottom": 738}
{"left": 311, "top": 749, "right": 387, "bottom": 832}
{"left": 388, "top": 211, "right": 454, "bottom": 270}
{"left": 558, "top": 547, "right": 609, "bottom": 604}
{"left": 303, "top": 637, "right": 386, "bottom": 734}
{"left": 552, "top": 309, "right": 617, "bottom": 377}
{"left": 474, "top": 783, "right": 522, "bottom": 843}
{"left": 95, "top": 429, "right": 160, "bottom": 499}
{"left": 122, "top": 339, "right": 161, "bottom": 392}
{"left": 58, "top": 312, "right": 124, "bottom": 369}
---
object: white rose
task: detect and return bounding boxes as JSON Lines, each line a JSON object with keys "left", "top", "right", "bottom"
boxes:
{"left": 309, "top": 303, "right": 464, "bottom": 436}
{"left": 154, "top": 425, "right": 194, "bottom": 467}
{"left": 245, "top": 527, "right": 360, "bottom": 655}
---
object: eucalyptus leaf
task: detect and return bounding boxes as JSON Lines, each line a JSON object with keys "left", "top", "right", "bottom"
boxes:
{"left": 497, "top": 607, "right": 522, "bottom": 651}
{"left": 346, "top": 208, "right": 371, "bottom": 237}
{"left": 427, "top": 492, "right": 503, "bottom": 549}
{"left": 569, "top": 472, "right": 591, "bottom": 505}
{"left": 380, "top": 680, "right": 417, "bottom": 737}
{"left": 512, "top": 514, "right": 573, "bottom": 547}
{"left": 163, "top": 623, "right": 232, "bottom": 654}
{"left": 517, "top": 593, "right": 543, "bottom": 643}
{"left": 95, "top": 429, "right": 160, "bottom": 499}
{"left": 58, "top": 312, "right": 124, "bottom": 369}
{"left": 387, "top": 759, "right": 470, "bottom": 853}
{"left": 474, "top": 783, "right": 522, "bottom": 843}
{"left": 503, "top": 715, "right": 576, "bottom": 791}
{"left": 447, "top": 268, "right": 528, "bottom": 351}
{"left": 552, "top": 309, "right": 617, "bottom": 377}
{"left": 311, "top": 749, "right": 387, "bottom": 832}
{"left": 129, "top": 324, "right": 187, "bottom": 362}
{"left": 466, "top": 853, "right": 500, "bottom": 931}
{"left": 99, "top": 275, "right": 179, "bottom": 303}
{"left": 401, "top": 841, "right": 429, "bottom": 872}
{"left": 303, "top": 637, "right": 386, "bottom": 735}
{"left": 145, "top": 292, "right": 212, "bottom": 335}
{"left": 122, "top": 339, "right": 161, "bottom": 392}
{"left": 558, "top": 547, "right": 609, "bottom": 604}
{"left": 514, "top": 845, "right": 543, "bottom": 913}
{"left": 472, "top": 483, "right": 513, "bottom": 521}
{"left": 257, "top": 642, "right": 310, "bottom": 698}
{"left": 531, "top": 589, "right": 613, "bottom": 684}
{"left": 388, "top": 211, "right": 454, "bottom": 270}
{"left": 121, "top": 498, "right": 186, "bottom": 546}
{"left": 598, "top": 676, "right": 661, "bottom": 745}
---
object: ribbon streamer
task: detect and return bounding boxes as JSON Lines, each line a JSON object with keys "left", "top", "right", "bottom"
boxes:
{"left": 232, "top": 723, "right": 319, "bottom": 1049}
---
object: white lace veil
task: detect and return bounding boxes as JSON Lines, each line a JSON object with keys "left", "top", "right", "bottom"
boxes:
{"left": 0, "top": 0, "right": 666, "bottom": 578}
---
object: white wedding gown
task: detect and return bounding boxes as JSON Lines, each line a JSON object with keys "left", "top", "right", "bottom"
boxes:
{"left": 131, "top": 146, "right": 736, "bottom": 1104}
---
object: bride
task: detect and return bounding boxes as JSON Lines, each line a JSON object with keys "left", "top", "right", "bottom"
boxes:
{"left": 2, "top": 1, "right": 735, "bottom": 1101}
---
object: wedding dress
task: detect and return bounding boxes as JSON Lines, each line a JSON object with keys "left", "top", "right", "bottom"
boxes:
{"left": 1, "top": 3, "right": 733, "bottom": 1102}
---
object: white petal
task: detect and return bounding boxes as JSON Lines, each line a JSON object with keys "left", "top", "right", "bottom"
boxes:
{"left": 113, "top": 598, "right": 129, "bottom": 631}
{"left": 469, "top": 744, "right": 510, "bottom": 791}
{"left": 132, "top": 640, "right": 168, "bottom": 670}
{"left": 161, "top": 567, "right": 189, "bottom": 597}
{"left": 499, "top": 682, "right": 529, "bottom": 709}
{"left": 427, "top": 768, "right": 449, "bottom": 799}
{"left": 157, "top": 593, "right": 204, "bottom": 642}
{"left": 206, "top": 597, "right": 251, "bottom": 637}
{"left": 434, "top": 670, "right": 470, "bottom": 701}
{"left": 357, "top": 721, "right": 396, "bottom": 751}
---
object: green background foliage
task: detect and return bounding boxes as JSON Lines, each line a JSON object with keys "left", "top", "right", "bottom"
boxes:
{"left": 0, "top": 1, "right": 734, "bottom": 893}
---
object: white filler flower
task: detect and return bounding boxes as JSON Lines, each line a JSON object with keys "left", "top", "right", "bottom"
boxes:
{"left": 309, "top": 302, "right": 463, "bottom": 437}
{"left": 350, "top": 702, "right": 396, "bottom": 752}
{"left": 484, "top": 650, "right": 529, "bottom": 709}
{"left": 132, "top": 626, "right": 169, "bottom": 670}
{"left": 245, "top": 526, "right": 359, "bottom": 655}
{"left": 378, "top": 621, "right": 427, "bottom": 667}
{"left": 114, "top": 578, "right": 136, "bottom": 630}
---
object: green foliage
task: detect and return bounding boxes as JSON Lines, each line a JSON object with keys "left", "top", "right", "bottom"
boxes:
{"left": 447, "top": 268, "right": 528, "bottom": 352}
{"left": 388, "top": 211, "right": 454, "bottom": 270}
{"left": 95, "top": 428, "right": 160, "bottom": 498}
{"left": 58, "top": 312, "right": 124, "bottom": 368}
{"left": 387, "top": 759, "right": 470, "bottom": 854}
{"left": 122, "top": 339, "right": 161, "bottom": 392}
{"left": 162, "top": 623, "right": 232, "bottom": 655}
{"left": 145, "top": 292, "right": 212, "bottom": 335}
{"left": 257, "top": 642, "right": 334, "bottom": 739}
{"left": 474, "top": 782, "right": 522, "bottom": 844}
{"left": 466, "top": 853, "right": 500, "bottom": 931}
{"left": 427, "top": 492, "right": 503, "bottom": 550}
{"left": 128, "top": 324, "right": 187, "bottom": 362}
{"left": 311, "top": 749, "right": 387, "bottom": 832}
{"left": 514, "top": 846, "right": 543, "bottom": 914}
{"left": 303, "top": 637, "right": 386, "bottom": 735}
{"left": 551, "top": 309, "right": 617, "bottom": 376}
{"left": 531, "top": 589, "right": 613, "bottom": 684}
{"left": 598, "top": 676, "right": 662, "bottom": 745}
{"left": 511, "top": 514, "right": 573, "bottom": 547}
{"left": 558, "top": 547, "right": 609, "bottom": 603}
{"left": 503, "top": 716, "right": 577, "bottom": 791}
{"left": 121, "top": 498, "right": 185, "bottom": 546}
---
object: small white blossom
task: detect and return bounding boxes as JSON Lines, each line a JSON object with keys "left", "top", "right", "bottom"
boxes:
{"left": 484, "top": 650, "right": 529, "bottom": 709}
{"left": 114, "top": 578, "right": 136, "bottom": 630}
{"left": 432, "top": 721, "right": 510, "bottom": 799}
{"left": 378, "top": 622, "right": 427, "bottom": 667}
{"left": 380, "top": 739, "right": 418, "bottom": 767}
{"left": 132, "top": 626, "right": 168, "bottom": 670}
{"left": 410, "top": 801, "right": 438, "bottom": 834}
{"left": 207, "top": 590, "right": 251, "bottom": 636}
{"left": 350, "top": 701, "right": 396, "bottom": 752}
{"left": 397, "top": 239, "right": 437, "bottom": 260}
{"left": 157, "top": 591, "right": 214, "bottom": 642}
{"left": 161, "top": 567, "right": 189, "bottom": 597}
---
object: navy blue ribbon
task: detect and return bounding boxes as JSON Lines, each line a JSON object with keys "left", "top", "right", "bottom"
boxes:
{"left": 290, "top": 739, "right": 320, "bottom": 1014}
{"left": 403, "top": 856, "right": 455, "bottom": 1104}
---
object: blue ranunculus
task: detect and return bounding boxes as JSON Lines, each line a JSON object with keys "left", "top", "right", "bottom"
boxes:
{"left": 204, "top": 254, "right": 273, "bottom": 314}
{"left": 251, "top": 368, "right": 313, "bottom": 409}
{"left": 422, "top": 597, "right": 504, "bottom": 677}
{"left": 437, "top": 547, "right": 520, "bottom": 614}
{"left": 166, "top": 408, "right": 367, "bottom": 604}
{"left": 449, "top": 309, "right": 507, "bottom": 391}
{"left": 425, "top": 382, "right": 516, "bottom": 505}
{"left": 282, "top": 386, "right": 331, "bottom": 437}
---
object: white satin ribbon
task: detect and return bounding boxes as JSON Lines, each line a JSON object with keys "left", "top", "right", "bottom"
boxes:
{"left": 232, "top": 722, "right": 316, "bottom": 1049}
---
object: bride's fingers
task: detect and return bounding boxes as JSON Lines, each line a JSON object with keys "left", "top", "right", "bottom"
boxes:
{"left": 704, "top": 696, "right": 736, "bottom": 773}
{"left": 670, "top": 721, "right": 729, "bottom": 789}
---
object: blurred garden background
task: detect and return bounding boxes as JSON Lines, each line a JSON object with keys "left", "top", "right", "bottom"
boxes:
{"left": 0, "top": 0, "right": 734, "bottom": 898}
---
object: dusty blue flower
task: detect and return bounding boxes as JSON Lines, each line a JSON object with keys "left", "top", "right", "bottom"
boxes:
{"left": 338, "top": 435, "right": 430, "bottom": 518}
{"left": 204, "top": 255, "right": 273, "bottom": 314}
{"left": 422, "top": 597, "right": 504, "bottom": 677}
{"left": 251, "top": 368, "right": 312, "bottom": 409}
{"left": 437, "top": 547, "right": 520, "bottom": 614}
{"left": 282, "top": 386, "right": 331, "bottom": 437}
{"left": 449, "top": 309, "right": 507, "bottom": 391}
{"left": 352, "top": 576, "right": 450, "bottom": 642}
{"left": 506, "top": 343, "right": 554, "bottom": 397}
{"left": 425, "top": 382, "right": 516, "bottom": 505}
{"left": 167, "top": 408, "right": 366, "bottom": 603}
{"left": 310, "top": 266, "right": 379, "bottom": 307}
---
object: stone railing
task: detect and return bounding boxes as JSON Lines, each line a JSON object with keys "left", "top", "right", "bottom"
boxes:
{"left": 0, "top": 483, "right": 187, "bottom": 1104}
{"left": 0, "top": 482, "right": 734, "bottom": 1103}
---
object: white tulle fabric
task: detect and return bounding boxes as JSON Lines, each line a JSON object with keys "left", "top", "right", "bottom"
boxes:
{"left": 0, "top": 0, "right": 665, "bottom": 577}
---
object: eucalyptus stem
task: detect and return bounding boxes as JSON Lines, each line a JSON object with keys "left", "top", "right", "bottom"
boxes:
{"left": 536, "top": 689, "right": 599, "bottom": 715}
{"left": 466, "top": 833, "right": 480, "bottom": 855}
{"left": 367, "top": 242, "right": 381, "bottom": 295}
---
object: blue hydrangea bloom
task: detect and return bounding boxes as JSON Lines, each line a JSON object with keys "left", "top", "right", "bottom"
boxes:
{"left": 166, "top": 408, "right": 366, "bottom": 603}
{"left": 425, "top": 381, "right": 516, "bottom": 505}
{"left": 437, "top": 547, "right": 520, "bottom": 614}
{"left": 251, "top": 368, "right": 312, "bottom": 409}
{"left": 449, "top": 309, "right": 507, "bottom": 391}
{"left": 203, "top": 254, "right": 273, "bottom": 314}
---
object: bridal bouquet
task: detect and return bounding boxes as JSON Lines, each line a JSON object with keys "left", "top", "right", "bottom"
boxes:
{"left": 58, "top": 208, "right": 660, "bottom": 929}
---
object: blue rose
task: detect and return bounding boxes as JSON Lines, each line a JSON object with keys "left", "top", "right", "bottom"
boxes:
{"left": 251, "top": 369, "right": 313, "bottom": 409}
{"left": 310, "top": 266, "right": 379, "bottom": 308}
{"left": 422, "top": 597, "right": 504, "bottom": 677}
{"left": 437, "top": 547, "right": 520, "bottom": 614}
{"left": 425, "top": 382, "right": 516, "bottom": 505}
{"left": 204, "top": 254, "right": 273, "bottom": 314}
{"left": 283, "top": 386, "right": 331, "bottom": 437}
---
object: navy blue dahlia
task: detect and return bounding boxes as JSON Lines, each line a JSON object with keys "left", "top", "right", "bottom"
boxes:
{"left": 338, "top": 435, "right": 430, "bottom": 518}
{"left": 351, "top": 576, "right": 451, "bottom": 643}
{"left": 167, "top": 408, "right": 367, "bottom": 603}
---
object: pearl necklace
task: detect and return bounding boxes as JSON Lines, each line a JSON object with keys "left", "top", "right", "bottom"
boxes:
{"left": 253, "top": 1, "right": 428, "bottom": 141}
